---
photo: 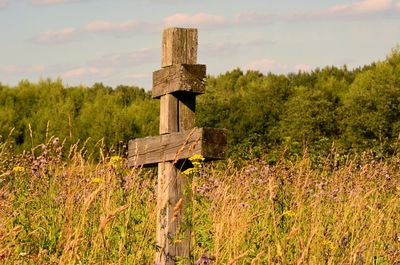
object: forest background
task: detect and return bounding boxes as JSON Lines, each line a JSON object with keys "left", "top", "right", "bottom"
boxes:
{"left": 1, "top": 47, "right": 399, "bottom": 162}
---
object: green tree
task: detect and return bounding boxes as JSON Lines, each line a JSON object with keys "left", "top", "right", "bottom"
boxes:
{"left": 340, "top": 51, "right": 400, "bottom": 154}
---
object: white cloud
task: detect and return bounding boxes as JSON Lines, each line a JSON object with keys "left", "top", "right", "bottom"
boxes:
{"left": 31, "top": 0, "right": 83, "bottom": 5}
{"left": 163, "top": 13, "right": 228, "bottom": 28}
{"left": 36, "top": 0, "right": 399, "bottom": 45}
{"left": 1, "top": 65, "right": 45, "bottom": 74}
{"left": 244, "top": 0, "right": 400, "bottom": 23}
{"left": 0, "top": 0, "right": 9, "bottom": 9}
{"left": 82, "top": 20, "right": 138, "bottom": 33}
{"left": 203, "top": 39, "right": 275, "bottom": 56}
{"left": 243, "top": 59, "right": 289, "bottom": 73}
{"left": 396, "top": 0, "right": 400, "bottom": 9}
{"left": 61, "top": 67, "right": 114, "bottom": 79}
{"left": 322, "top": 0, "right": 394, "bottom": 16}
{"left": 35, "top": 27, "right": 78, "bottom": 44}
{"left": 32, "top": 0, "right": 65, "bottom": 4}
{"left": 234, "top": 12, "right": 273, "bottom": 25}
{"left": 88, "top": 48, "right": 158, "bottom": 68}
{"left": 35, "top": 19, "right": 144, "bottom": 44}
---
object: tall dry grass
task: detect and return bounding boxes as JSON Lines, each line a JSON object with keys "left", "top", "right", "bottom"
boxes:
{"left": 0, "top": 138, "right": 399, "bottom": 264}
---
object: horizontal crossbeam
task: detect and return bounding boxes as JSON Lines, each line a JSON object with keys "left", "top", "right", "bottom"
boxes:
{"left": 152, "top": 64, "right": 206, "bottom": 98}
{"left": 128, "top": 127, "right": 227, "bottom": 167}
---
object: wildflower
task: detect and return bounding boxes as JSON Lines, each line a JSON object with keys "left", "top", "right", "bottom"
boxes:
{"left": 183, "top": 167, "right": 198, "bottom": 176}
{"left": 12, "top": 166, "right": 25, "bottom": 173}
{"left": 189, "top": 154, "right": 205, "bottom": 170}
{"left": 91, "top": 177, "right": 104, "bottom": 184}
{"left": 283, "top": 210, "right": 295, "bottom": 218}
{"left": 322, "top": 239, "right": 336, "bottom": 252}
{"left": 189, "top": 154, "right": 205, "bottom": 163}
{"left": 111, "top": 156, "right": 122, "bottom": 162}
{"left": 53, "top": 137, "right": 59, "bottom": 146}
{"left": 108, "top": 156, "right": 123, "bottom": 166}
{"left": 192, "top": 161, "right": 202, "bottom": 167}
{"left": 196, "top": 254, "right": 210, "bottom": 265}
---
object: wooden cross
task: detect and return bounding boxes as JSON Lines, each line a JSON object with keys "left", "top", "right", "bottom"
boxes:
{"left": 128, "top": 28, "right": 227, "bottom": 265}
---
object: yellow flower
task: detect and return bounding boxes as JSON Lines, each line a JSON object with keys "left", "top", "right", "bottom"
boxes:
{"left": 189, "top": 154, "right": 205, "bottom": 163}
{"left": 192, "top": 161, "right": 203, "bottom": 167}
{"left": 108, "top": 156, "right": 122, "bottom": 166}
{"left": 182, "top": 168, "right": 198, "bottom": 176}
{"left": 110, "top": 156, "right": 122, "bottom": 162}
{"left": 322, "top": 240, "right": 336, "bottom": 252}
{"left": 283, "top": 210, "right": 295, "bottom": 218}
{"left": 91, "top": 177, "right": 104, "bottom": 184}
{"left": 12, "top": 166, "right": 25, "bottom": 173}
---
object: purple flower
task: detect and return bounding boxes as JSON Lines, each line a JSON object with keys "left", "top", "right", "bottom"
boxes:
{"left": 196, "top": 254, "right": 210, "bottom": 265}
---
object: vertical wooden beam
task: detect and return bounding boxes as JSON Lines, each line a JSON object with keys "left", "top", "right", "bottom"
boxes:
{"left": 177, "top": 93, "right": 196, "bottom": 131}
{"left": 162, "top": 28, "right": 198, "bottom": 68}
{"left": 156, "top": 162, "right": 178, "bottom": 264}
{"left": 160, "top": 94, "right": 178, "bottom": 135}
{"left": 156, "top": 27, "right": 198, "bottom": 265}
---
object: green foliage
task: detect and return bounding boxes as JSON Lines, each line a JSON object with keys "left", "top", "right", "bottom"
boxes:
{"left": 1, "top": 46, "right": 400, "bottom": 160}
{"left": 196, "top": 46, "right": 400, "bottom": 160}
{"left": 340, "top": 56, "right": 400, "bottom": 156}
{"left": 0, "top": 80, "right": 158, "bottom": 157}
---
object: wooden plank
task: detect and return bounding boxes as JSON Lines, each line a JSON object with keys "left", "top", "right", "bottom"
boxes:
{"left": 157, "top": 90, "right": 180, "bottom": 263}
{"left": 128, "top": 128, "right": 227, "bottom": 167}
{"left": 177, "top": 93, "right": 196, "bottom": 131}
{"left": 158, "top": 27, "right": 199, "bottom": 265}
{"left": 152, "top": 64, "right": 206, "bottom": 98}
{"left": 156, "top": 162, "right": 191, "bottom": 264}
{"left": 162, "top": 28, "right": 198, "bottom": 68}
{"left": 156, "top": 162, "right": 177, "bottom": 264}
{"left": 173, "top": 82, "right": 197, "bottom": 263}
{"left": 160, "top": 94, "right": 179, "bottom": 134}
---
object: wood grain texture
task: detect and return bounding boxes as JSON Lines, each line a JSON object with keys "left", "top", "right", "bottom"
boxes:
{"left": 128, "top": 127, "right": 227, "bottom": 167}
{"left": 177, "top": 93, "right": 196, "bottom": 131}
{"left": 159, "top": 94, "right": 179, "bottom": 134}
{"left": 157, "top": 92, "right": 180, "bottom": 264}
{"left": 162, "top": 28, "right": 198, "bottom": 68}
{"left": 155, "top": 162, "right": 191, "bottom": 264}
{"left": 157, "top": 27, "right": 198, "bottom": 264}
{"left": 128, "top": 27, "right": 227, "bottom": 265}
{"left": 152, "top": 64, "right": 206, "bottom": 98}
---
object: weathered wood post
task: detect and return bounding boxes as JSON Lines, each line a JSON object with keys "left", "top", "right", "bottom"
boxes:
{"left": 128, "top": 28, "right": 227, "bottom": 265}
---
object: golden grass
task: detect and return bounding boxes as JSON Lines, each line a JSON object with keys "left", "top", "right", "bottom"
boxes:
{"left": 0, "top": 141, "right": 399, "bottom": 264}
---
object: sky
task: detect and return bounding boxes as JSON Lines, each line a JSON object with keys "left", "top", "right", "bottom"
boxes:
{"left": 0, "top": 0, "right": 399, "bottom": 90}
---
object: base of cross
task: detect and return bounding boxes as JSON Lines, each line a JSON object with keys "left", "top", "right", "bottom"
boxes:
{"left": 128, "top": 127, "right": 227, "bottom": 264}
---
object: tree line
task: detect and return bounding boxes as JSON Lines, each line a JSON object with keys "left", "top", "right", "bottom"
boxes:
{"left": 1, "top": 46, "right": 399, "bottom": 160}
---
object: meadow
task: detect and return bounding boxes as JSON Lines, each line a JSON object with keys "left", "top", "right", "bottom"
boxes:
{"left": 0, "top": 47, "right": 399, "bottom": 264}
{"left": 1, "top": 136, "right": 399, "bottom": 264}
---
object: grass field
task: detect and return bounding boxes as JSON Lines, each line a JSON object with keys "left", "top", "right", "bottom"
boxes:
{"left": 0, "top": 138, "right": 399, "bottom": 264}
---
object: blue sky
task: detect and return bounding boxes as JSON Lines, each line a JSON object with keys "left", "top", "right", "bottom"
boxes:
{"left": 0, "top": 0, "right": 399, "bottom": 89}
